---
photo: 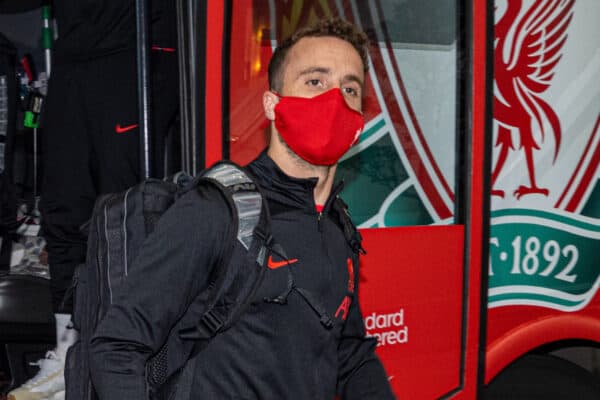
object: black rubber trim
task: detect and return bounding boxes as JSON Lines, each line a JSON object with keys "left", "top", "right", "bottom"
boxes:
{"left": 442, "top": 0, "right": 473, "bottom": 397}
{"left": 221, "top": 0, "right": 232, "bottom": 160}
{"left": 454, "top": 0, "right": 468, "bottom": 225}
{"left": 475, "top": 0, "right": 495, "bottom": 397}
{"left": 195, "top": 0, "right": 207, "bottom": 170}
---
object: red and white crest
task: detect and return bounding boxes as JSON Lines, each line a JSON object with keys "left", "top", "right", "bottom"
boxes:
{"left": 493, "top": 0, "right": 600, "bottom": 213}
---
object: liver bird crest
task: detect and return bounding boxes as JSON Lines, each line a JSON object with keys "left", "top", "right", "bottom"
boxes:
{"left": 493, "top": 0, "right": 574, "bottom": 198}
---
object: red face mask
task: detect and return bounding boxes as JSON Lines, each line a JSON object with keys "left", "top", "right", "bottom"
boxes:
{"left": 273, "top": 88, "right": 364, "bottom": 166}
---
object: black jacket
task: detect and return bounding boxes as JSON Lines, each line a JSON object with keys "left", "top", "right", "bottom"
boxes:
{"left": 89, "top": 152, "right": 395, "bottom": 399}
{"left": 53, "top": 0, "right": 176, "bottom": 62}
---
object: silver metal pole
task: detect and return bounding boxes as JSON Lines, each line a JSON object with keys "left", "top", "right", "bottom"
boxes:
{"left": 136, "top": 0, "right": 152, "bottom": 179}
{"left": 176, "top": 0, "right": 190, "bottom": 173}
{"left": 188, "top": 0, "right": 198, "bottom": 176}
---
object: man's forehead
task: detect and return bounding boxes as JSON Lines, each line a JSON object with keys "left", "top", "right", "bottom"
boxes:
{"left": 285, "top": 36, "right": 364, "bottom": 74}
{"left": 289, "top": 36, "right": 359, "bottom": 57}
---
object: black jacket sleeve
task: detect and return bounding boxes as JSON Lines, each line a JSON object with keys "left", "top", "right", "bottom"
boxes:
{"left": 336, "top": 257, "right": 397, "bottom": 400}
{"left": 89, "top": 185, "right": 232, "bottom": 400}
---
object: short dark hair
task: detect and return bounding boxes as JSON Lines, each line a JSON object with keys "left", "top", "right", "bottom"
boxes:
{"left": 267, "top": 17, "right": 369, "bottom": 92}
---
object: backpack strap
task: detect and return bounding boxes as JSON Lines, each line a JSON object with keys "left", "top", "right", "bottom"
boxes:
{"left": 178, "top": 161, "right": 271, "bottom": 341}
{"left": 202, "top": 161, "right": 270, "bottom": 251}
{"left": 331, "top": 196, "right": 366, "bottom": 256}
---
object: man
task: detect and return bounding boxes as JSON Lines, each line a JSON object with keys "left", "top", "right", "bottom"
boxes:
{"left": 7, "top": 1, "right": 178, "bottom": 399}
{"left": 89, "top": 17, "right": 396, "bottom": 399}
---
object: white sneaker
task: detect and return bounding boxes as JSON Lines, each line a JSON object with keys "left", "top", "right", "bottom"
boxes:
{"left": 7, "top": 350, "right": 65, "bottom": 400}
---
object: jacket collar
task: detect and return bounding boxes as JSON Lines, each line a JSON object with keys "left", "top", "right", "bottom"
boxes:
{"left": 247, "top": 150, "right": 343, "bottom": 214}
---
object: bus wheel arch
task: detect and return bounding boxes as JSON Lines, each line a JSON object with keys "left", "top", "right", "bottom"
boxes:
{"left": 484, "top": 352, "right": 600, "bottom": 399}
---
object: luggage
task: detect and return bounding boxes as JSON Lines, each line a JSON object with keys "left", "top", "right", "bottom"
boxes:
{"left": 65, "top": 161, "right": 272, "bottom": 400}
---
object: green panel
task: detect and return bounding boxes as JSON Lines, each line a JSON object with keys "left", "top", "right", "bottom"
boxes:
{"left": 580, "top": 179, "right": 600, "bottom": 218}
{"left": 338, "top": 134, "right": 407, "bottom": 226}
{"left": 383, "top": 186, "right": 433, "bottom": 226}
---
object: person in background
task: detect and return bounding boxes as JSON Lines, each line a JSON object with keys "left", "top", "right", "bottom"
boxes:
{"left": 7, "top": 1, "right": 178, "bottom": 399}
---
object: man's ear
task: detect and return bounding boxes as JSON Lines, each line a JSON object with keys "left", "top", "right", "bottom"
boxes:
{"left": 263, "top": 91, "right": 279, "bottom": 121}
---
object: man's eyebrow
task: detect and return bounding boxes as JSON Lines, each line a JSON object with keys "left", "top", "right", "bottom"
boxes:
{"left": 296, "top": 66, "right": 330, "bottom": 78}
{"left": 295, "top": 67, "right": 364, "bottom": 89}
{"left": 343, "top": 74, "right": 365, "bottom": 89}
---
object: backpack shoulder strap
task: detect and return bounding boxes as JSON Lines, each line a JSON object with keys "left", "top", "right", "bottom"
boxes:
{"left": 331, "top": 196, "right": 366, "bottom": 256}
{"left": 178, "top": 160, "right": 272, "bottom": 339}
{"left": 200, "top": 161, "right": 271, "bottom": 251}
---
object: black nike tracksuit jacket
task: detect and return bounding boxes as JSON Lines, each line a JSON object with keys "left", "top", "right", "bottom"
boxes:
{"left": 89, "top": 152, "right": 396, "bottom": 400}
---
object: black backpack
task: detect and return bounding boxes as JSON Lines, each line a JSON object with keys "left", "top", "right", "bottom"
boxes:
{"left": 65, "top": 161, "right": 273, "bottom": 400}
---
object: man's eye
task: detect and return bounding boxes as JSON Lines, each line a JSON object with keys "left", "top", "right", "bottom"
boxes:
{"left": 307, "top": 79, "right": 322, "bottom": 87}
{"left": 343, "top": 87, "right": 359, "bottom": 97}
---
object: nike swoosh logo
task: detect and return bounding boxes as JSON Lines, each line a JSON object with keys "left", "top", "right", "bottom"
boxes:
{"left": 267, "top": 256, "right": 298, "bottom": 270}
{"left": 115, "top": 123, "right": 139, "bottom": 133}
